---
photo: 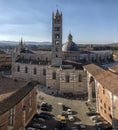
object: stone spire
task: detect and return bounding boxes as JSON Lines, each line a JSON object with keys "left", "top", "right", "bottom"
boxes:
{"left": 68, "top": 33, "right": 73, "bottom": 43}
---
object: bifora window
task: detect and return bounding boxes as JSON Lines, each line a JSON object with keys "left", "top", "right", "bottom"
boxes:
{"left": 55, "top": 34, "right": 60, "bottom": 39}
{"left": 55, "top": 40, "right": 59, "bottom": 45}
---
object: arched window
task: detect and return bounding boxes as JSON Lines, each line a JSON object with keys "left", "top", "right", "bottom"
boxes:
{"left": 34, "top": 68, "right": 37, "bottom": 75}
{"left": 55, "top": 40, "right": 59, "bottom": 45}
{"left": 66, "top": 75, "right": 69, "bottom": 83}
{"left": 25, "top": 67, "right": 28, "bottom": 73}
{"left": 17, "top": 66, "right": 20, "bottom": 72}
{"left": 43, "top": 69, "right": 46, "bottom": 76}
{"left": 55, "top": 34, "right": 60, "bottom": 39}
{"left": 52, "top": 71, "right": 56, "bottom": 79}
{"left": 78, "top": 74, "right": 82, "bottom": 82}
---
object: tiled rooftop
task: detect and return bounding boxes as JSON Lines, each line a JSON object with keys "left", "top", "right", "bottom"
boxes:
{"left": 84, "top": 64, "right": 118, "bottom": 96}
{"left": 0, "top": 77, "right": 26, "bottom": 101}
{"left": 109, "top": 65, "right": 118, "bottom": 73}
{"left": 0, "top": 78, "right": 38, "bottom": 115}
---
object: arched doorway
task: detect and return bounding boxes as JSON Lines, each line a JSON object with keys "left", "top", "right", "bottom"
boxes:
{"left": 88, "top": 76, "right": 96, "bottom": 102}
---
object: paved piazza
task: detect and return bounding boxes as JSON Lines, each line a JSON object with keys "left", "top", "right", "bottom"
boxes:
{"left": 36, "top": 85, "right": 96, "bottom": 130}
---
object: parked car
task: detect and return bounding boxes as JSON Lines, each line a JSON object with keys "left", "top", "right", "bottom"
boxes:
{"left": 62, "top": 105, "right": 70, "bottom": 111}
{"left": 96, "top": 126, "right": 102, "bottom": 130}
{"left": 95, "top": 121, "right": 103, "bottom": 126}
{"left": 33, "top": 117, "right": 45, "bottom": 123}
{"left": 40, "top": 102, "right": 47, "bottom": 106}
{"left": 61, "top": 111, "right": 68, "bottom": 118}
{"left": 68, "top": 115, "right": 75, "bottom": 121}
{"left": 60, "top": 116, "right": 67, "bottom": 123}
{"left": 34, "top": 113, "right": 50, "bottom": 119}
{"left": 31, "top": 123, "right": 47, "bottom": 129}
{"left": 70, "top": 126, "right": 79, "bottom": 130}
{"left": 26, "top": 127, "right": 36, "bottom": 130}
{"left": 90, "top": 115, "right": 97, "bottom": 120}
{"left": 40, "top": 106, "right": 50, "bottom": 111}
{"left": 40, "top": 103, "right": 52, "bottom": 111}
{"left": 80, "top": 124, "right": 86, "bottom": 129}
{"left": 86, "top": 111, "right": 99, "bottom": 116}
{"left": 67, "top": 109, "right": 72, "bottom": 115}
{"left": 60, "top": 123, "right": 67, "bottom": 130}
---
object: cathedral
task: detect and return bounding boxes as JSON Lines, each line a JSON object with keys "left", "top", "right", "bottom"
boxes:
{"left": 12, "top": 10, "right": 113, "bottom": 96}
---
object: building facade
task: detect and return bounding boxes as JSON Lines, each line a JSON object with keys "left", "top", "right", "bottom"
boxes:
{"left": 12, "top": 9, "right": 113, "bottom": 96}
{"left": 0, "top": 79, "right": 38, "bottom": 130}
{"left": 0, "top": 51, "right": 12, "bottom": 68}
{"left": 84, "top": 64, "right": 118, "bottom": 129}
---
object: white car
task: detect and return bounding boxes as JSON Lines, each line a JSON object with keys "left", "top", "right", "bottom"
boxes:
{"left": 90, "top": 115, "right": 97, "bottom": 120}
{"left": 71, "top": 126, "right": 78, "bottom": 130}
{"left": 68, "top": 115, "right": 75, "bottom": 121}
{"left": 80, "top": 124, "right": 86, "bottom": 129}
{"left": 67, "top": 109, "right": 72, "bottom": 115}
{"left": 27, "top": 127, "right": 35, "bottom": 130}
{"left": 40, "top": 102, "right": 47, "bottom": 106}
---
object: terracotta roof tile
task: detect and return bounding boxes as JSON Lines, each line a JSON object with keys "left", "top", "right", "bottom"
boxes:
{"left": 84, "top": 64, "right": 118, "bottom": 96}
{"left": 109, "top": 65, "right": 118, "bottom": 73}
{"left": 0, "top": 78, "right": 26, "bottom": 101}
{"left": 0, "top": 82, "right": 38, "bottom": 115}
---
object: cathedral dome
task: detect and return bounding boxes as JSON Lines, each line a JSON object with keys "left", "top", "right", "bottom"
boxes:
{"left": 62, "top": 33, "right": 78, "bottom": 52}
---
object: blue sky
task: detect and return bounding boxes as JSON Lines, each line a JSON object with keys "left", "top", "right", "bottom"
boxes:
{"left": 0, "top": 0, "right": 118, "bottom": 44}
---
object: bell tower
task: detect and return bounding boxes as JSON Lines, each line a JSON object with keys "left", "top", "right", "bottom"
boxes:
{"left": 51, "top": 10, "right": 62, "bottom": 67}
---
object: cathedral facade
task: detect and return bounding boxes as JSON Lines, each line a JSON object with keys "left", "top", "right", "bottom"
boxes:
{"left": 12, "top": 10, "right": 113, "bottom": 96}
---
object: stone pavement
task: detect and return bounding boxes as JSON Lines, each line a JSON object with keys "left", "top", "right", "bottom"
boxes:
{"left": 37, "top": 85, "right": 97, "bottom": 130}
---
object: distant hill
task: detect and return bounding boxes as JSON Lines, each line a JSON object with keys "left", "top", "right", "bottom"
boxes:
{"left": 0, "top": 41, "right": 51, "bottom": 46}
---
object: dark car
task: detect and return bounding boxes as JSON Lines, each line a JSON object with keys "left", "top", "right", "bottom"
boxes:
{"left": 62, "top": 105, "right": 70, "bottom": 111}
{"left": 40, "top": 104, "right": 52, "bottom": 111}
{"left": 40, "top": 106, "right": 50, "bottom": 111}
{"left": 97, "top": 126, "right": 102, "bottom": 130}
{"left": 104, "top": 126, "right": 112, "bottom": 130}
{"left": 34, "top": 113, "right": 50, "bottom": 119}
{"left": 31, "top": 123, "right": 47, "bottom": 129}
{"left": 60, "top": 123, "right": 67, "bottom": 130}
{"left": 86, "top": 111, "right": 99, "bottom": 116}
{"left": 36, "top": 112, "right": 54, "bottom": 119}
{"left": 40, "top": 112, "right": 54, "bottom": 117}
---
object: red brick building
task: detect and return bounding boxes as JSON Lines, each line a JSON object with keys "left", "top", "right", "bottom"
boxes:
{"left": 84, "top": 64, "right": 118, "bottom": 129}
{"left": 0, "top": 78, "right": 38, "bottom": 130}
